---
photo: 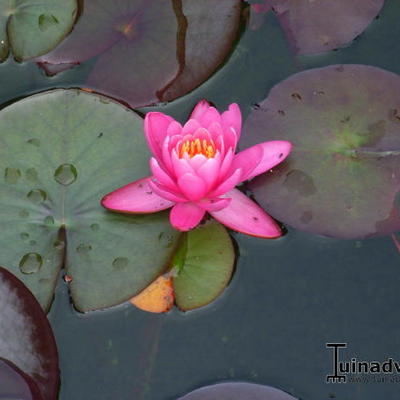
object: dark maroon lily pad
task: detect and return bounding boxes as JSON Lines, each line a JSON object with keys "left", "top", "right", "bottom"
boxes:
{"left": 243, "top": 65, "right": 400, "bottom": 239}
{"left": 38, "top": 0, "right": 241, "bottom": 107}
{"left": 177, "top": 382, "right": 297, "bottom": 400}
{"left": 0, "top": 267, "right": 59, "bottom": 400}
{"left": 0, "top": 358, "right": 43, "bottom": 400}
{"left": 271, "top": 0, "right": 384, "bottom": 55}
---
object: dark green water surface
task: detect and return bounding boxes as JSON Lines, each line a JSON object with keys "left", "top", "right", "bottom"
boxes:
{"left": 1, "top": 1, "right": 400, "bottom": 399}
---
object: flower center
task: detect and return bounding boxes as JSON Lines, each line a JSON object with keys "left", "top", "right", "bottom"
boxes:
{"left": 179, "top": 138, "right": 216, "bottom": 158}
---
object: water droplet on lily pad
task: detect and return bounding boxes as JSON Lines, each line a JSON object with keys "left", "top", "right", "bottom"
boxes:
{"left": 19, "top": 253, "right": 43, "bottom": 274}
{"left": 54, "top": 163, "right": 77, "bottom": 185}
{"left": 27, "top": 138, "right": 40, "bottom": 147}
{"left": 90, "top": 223, "right": 99, "bottom": 232}
{"left": 244, "top": 65, "right": 400, "bottom": 238}
{"left": 112, "top": 257, "right": 128, "bottom": 270}
{"left": 53, "top": 240, "right": 64, "bottom": 250}
{"left": 25, "top": 167, "right": 38, "bottom": 182}
{"left": 27, "top": 189, "right": 47, "bottom": 204}
{"left": 20, "top": 232, "right": 29, "bottom": 240}
{"left": 19, "top": 210, "right": 29, "bottom": 218}
{"left": 5, "top": 167, "right": 21, "bottom": 184}
{"left": 44, "top": 216, "right": 55, "bottom": 226}
{"left": 76, "top": 243, "right": 92, "bottom": 254}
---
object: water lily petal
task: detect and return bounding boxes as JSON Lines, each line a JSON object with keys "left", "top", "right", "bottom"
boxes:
{"left": 199, "top": 106, "right": 222, "bottom": 127}
{"left": 219, "top": 147, "right": 234, "bottom": 179}
{"left": 148, "top": 180, "right": 186, "bottom": 203}
{"left": 170, "top": 202, "right": 205, "bottom": 231}
{"left": 210, "top": 168, "right": 242, "bottom": 197}
{"left": 171, "top": 150, "right": 195, "bottom": 176}
{"left": 239, "top": 141, "right": 292, "bottom": 181}
{"left": 221, "top": 103, "right": 242, "bottom": 139}
{"left": 178, "top": 173, "right": 207, "bottom": 201}
{"left": 145, "top": 112, "right": 174, "bottom": 159}
{"left": 161, "top": 135, "right": 174, "bottom": 174}
{"left": 198, "top": 197, "right": 231, "bottom": 212}
{"left": 167, "top": 120, "right": 183, "bottom": 136}
{"left": 223, "top": 127, "right": 238, "bottom": 151}
{"left": 101, "top": 177, "right": 174, "bottom": 213}
{"left": 207, "top": 121, "right": 224, "bottom": 141}
{"left": 182, "top": 119, "right": 201, "bottom": 135}
{"left": 210, "top": 189, "right": 281, "bottom": 238}
{"left": 150, "top": 157, "right": 178, "bottom": 191}
{"left": 197, "top": 156, "right": 221, "bottom": 191}
{"left": 190, "top": 99, "right": 211, "bottom": 121}
{"left": 188, "top": 154, "right": 208, "bottom": 171}
{"left": 193, "top": 127, "right": 213, "bottom": 142}
{"left": 230, "top": 144, "right": 264, "bottom": 181}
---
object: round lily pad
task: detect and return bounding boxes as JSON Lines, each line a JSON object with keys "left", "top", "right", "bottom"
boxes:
{"left": 0, "top": 0, "right": 77, "bottom": 61}
{"left": 0, "top": 267, "right": 59, "bottom": 400}
{"left": 177, "top": 382, "right": 297, "bottom": 400}
{"left": 173, "top": 221, "right": 235, "bottom": 311}
{"left": 38, "top": 0, "right": 241, "bottom": 107}
{"left": 243, "top": 65, "right": 400, "bottom": 239}
{"left": 0, "top": 89, "right": 179, "bottom": 311}
{"left": 271, "top": 0, "right": 384, "bottom": 55}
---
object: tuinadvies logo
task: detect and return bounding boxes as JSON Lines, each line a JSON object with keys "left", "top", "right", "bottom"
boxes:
{"left": 326, "top": 343, "right": 400, "bottom": 383}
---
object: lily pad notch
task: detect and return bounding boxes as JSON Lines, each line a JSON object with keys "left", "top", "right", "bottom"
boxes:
{"left": 0, "top": 0, "right": 78, "bottom": 61}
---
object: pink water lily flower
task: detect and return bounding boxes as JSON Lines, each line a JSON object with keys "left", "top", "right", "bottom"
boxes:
{"left": 102, "top": 100, "right": 292, "bottom": 238}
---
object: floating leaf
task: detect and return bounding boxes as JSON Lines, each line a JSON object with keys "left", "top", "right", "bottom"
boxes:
{"left": 38, "top": 0, "right": 241, "bottom": 107}
{"left": 0, "top": 89, "right": 179, "bottom": 311}
{"left": 0, "top": 267, "right": 59, "bottom": 400}
{"left": 272, "top": 0, "right": 384, "bottom": 55}
{"left": 173, "top": 221, "right": 235, "bottom": 311}
{"left": 243, "top": 65, "right": 400, "bottom": 239}
{"left": 177, "top": 382, "right": 297, "bottom": 400}
{"left": 130, "top": 274, "right": 174, "bottom": 314}
{"left": 0, "top": 0, "right": 77, "bottom": 61}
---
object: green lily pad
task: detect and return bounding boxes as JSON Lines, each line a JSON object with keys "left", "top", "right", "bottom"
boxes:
{"left": 0, "top": 0, "right": 77, "bottom": 61}
{"left": 243, "top": 64, "right": 400, "bottom": 239}
{"left": 0, "top": 89, "right": 179, "bottom": 311}
{"left": 173, "top": 221, "right": 235, "bottom": 311}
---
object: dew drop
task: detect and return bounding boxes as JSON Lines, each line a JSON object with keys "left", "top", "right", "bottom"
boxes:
{"left": 27, "top": 189, "right": 47, "bottom": 204}
{"left": 25, "top": 167, "right": 38, "bottom": 182}
{"left": 5, "top": 167, "right": 21, "bottom": 184}
{"left": 76, "top": 243, "right": 92, "bottom": 253}
{"left": 20, "top": 232, "right": 29, "bottom": 240}
{"left": 53, "top": 240, "right": 64, "bottom": 250}
{"left": 19, "top": 209, "right": 29, "bottom": 218}
{"left": 90, "top": 223, "right": 100, "bottom": 232}
{"left": 54, "top": 163, "right": 78, "bottom": 185}
{"left": 27, "top": 138, "right": 40, "bottom": 147}
{"left": 44, "top": 216, "right": 55, "bottom": 226}
{"left": 19, "top": 252, "right": 43, "bottom": 274}
{"left": 112, "top": 257, "right": 128, "bottom": 270}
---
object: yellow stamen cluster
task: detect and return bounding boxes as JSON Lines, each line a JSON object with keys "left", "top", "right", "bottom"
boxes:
{"left": 179, "top": 138, "right": 216, "bottom": 159}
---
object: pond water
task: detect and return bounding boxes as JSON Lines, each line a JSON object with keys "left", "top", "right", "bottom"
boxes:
{"left": 1, "top": 1, "right": 400, "bottom": 399}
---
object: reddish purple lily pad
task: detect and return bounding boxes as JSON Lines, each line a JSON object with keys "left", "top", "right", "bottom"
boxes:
{"left": 177, "top": 382, "right": 297, "bottom": 400}
{"left": 38, "top": 0, "right": 241, "bottom": 107}
{"left": 272, "top": 0, "right": 384, "bottom": 54}
{"left": 243, "top": 65, "right": 400, "bottom": 239}
{"left": 0, "top": 358, "right": 43, "bottom": 400}
{"left": 248, "top": 0, "right": 384, "bottom": 54}
{"left": 0, "top": 267, "right": 59, "bottom": 400}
